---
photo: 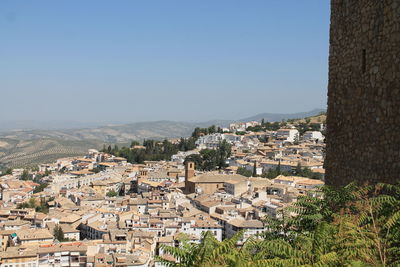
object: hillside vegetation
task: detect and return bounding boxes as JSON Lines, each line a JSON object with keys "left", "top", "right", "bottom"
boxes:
{"left": 0, "top": 138, "right": 103, "bottom": 168}
{"left": 290, "top": 113, "right": 327, "bottom": 124}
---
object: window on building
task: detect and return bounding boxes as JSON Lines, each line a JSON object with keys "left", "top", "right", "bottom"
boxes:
{"left": 362, "top": 49, "right": 366, "bottom": 73}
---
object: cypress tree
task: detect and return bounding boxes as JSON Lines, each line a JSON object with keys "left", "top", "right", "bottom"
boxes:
{"left": 252, "top": 162, "right": 257, "bottom": 177}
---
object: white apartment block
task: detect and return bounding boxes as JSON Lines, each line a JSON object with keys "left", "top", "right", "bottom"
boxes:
{"left": 303, "top": 131, "right": 324, "bottom": 142}
{"left": 195, "top": 133, "right": 242, "bottom": 149}
{"left": 276, "top": 129, "right": 299, "bottom": 143}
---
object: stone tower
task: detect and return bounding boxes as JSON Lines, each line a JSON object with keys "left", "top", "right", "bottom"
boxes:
{"left": 185, "top": 161, "right": 195, "bottom": 187}
{"left": 325, "top": 0, "right": 400, "bottom": 186}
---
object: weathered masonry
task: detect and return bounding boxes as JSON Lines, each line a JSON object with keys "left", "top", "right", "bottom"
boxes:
{"left": 325, "top": 0, "right": 400, "bottom": 186}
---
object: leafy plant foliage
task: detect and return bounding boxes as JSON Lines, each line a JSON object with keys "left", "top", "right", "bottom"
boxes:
{"left": 158, "top": 183, "right": 400, "bottom": 267}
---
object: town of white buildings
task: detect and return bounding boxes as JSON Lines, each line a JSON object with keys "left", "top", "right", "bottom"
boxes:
{"left": 0, "top": 122, "right": 325, "bottom": 267}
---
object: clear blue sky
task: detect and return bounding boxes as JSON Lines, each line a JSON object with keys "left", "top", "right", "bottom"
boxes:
{"left": 0, "top": 1, "right": 330, "bottom": 123}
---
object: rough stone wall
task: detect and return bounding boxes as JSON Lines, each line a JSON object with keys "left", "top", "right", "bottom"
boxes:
{"left": 325, "top": 0, "right": 400, "bottom": 186}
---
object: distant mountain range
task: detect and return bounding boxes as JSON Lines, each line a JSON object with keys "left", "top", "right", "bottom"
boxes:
{"left": 0, "top": 108, "right": 325, "bottom": 132}
{"left": 0, "top": 120, "right": 124, "bottom": 131}
{"left": 0, "top": 109, "right": 325, "bottom": 167}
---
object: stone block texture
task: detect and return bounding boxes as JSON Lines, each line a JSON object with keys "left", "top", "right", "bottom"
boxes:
{"left": 325, "top": 0, "right": 400, "bottom": 186}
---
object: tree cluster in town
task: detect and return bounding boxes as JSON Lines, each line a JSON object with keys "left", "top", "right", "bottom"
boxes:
{"left": 102, "top": 125, "right": 227, "bottom": 165}
{"left": 184, "top": 140, "right": 232, "bottom": 171}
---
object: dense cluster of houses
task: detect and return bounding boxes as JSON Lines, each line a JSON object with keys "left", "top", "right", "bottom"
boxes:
{"left": 0, "top": 125, "right": 325, "bottom": 267}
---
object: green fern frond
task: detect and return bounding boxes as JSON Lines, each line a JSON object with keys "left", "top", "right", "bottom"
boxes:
{"left": 384, "top": 210, "right": 400, "bottom": 230}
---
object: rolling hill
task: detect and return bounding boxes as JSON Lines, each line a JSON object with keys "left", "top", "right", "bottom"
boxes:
{"left": 239, "top": 108, "right": 325, "bottom": 122}
{"left": 0, "top": 109, "right": 325, "bottom": 167}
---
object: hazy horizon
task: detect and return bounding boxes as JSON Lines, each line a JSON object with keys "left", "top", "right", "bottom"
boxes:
{"left": 1, "top": 1, "right": 330, "bottom": 122}
{"left": 0, "top": 108, "right": 325, "bottom": 131}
